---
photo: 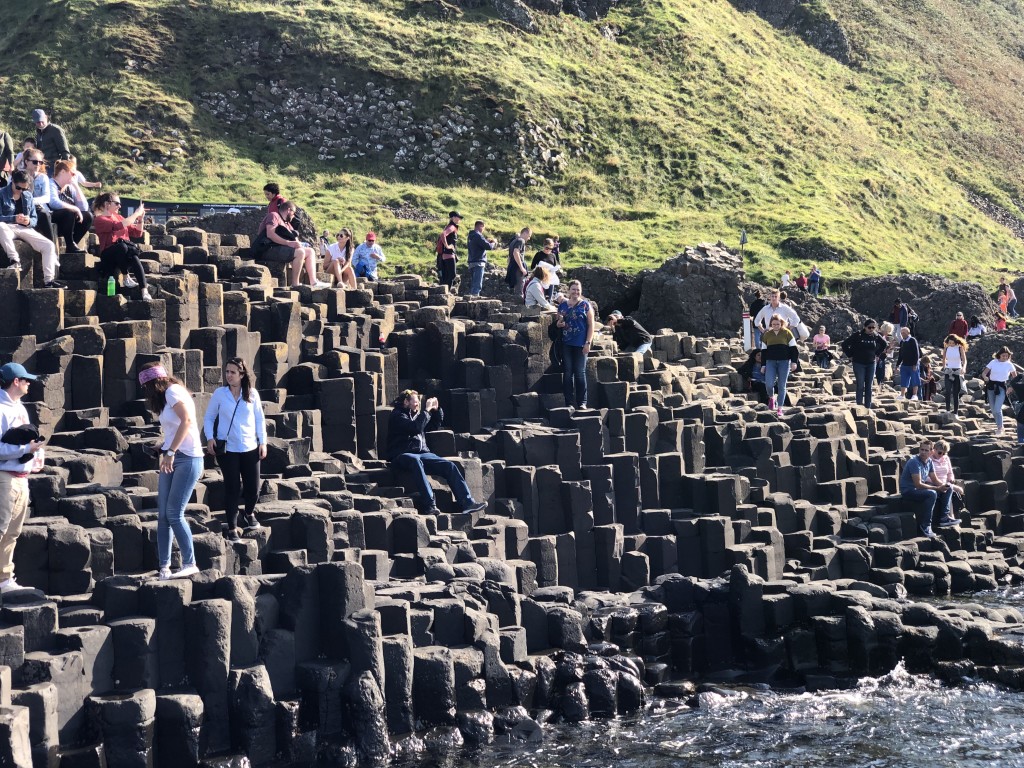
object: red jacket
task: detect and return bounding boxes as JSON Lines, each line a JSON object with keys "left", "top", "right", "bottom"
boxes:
{"left": 94, "top": 215, "right": 142, "bottom": 254}
{"left": 948, "top": 318, "right": 968, "bottom": 338}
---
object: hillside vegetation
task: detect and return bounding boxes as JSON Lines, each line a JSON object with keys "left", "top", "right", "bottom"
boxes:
{"left": 3, "top": 0, "right": 1024, "bottom": 285}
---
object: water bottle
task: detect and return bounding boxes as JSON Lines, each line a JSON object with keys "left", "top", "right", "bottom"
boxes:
{"left": 106, "top": 276, "right": 116, "bottom": 297}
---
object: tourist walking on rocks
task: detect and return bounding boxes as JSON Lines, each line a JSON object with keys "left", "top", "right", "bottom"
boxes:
{"left": 896, "top": 327, "right": 922, "bottom": 401}
{"left": 930, "top": 440, "right": 965, "bottom": 524}
{"left": 352, "top": 231, "right": 385, "bottom": 281}
{"left": 889, "top": 300, "right": 910, "bottom": 333}
{"left": 998, "top": 287, "right": 1009, "bottom": 316}
{"left": 531, "top": 238, "right": 562, "bottom": 299}
{"left": 748, "top": 290, "right": 766, "bottom": 349}
{"left": 260, "top": 201, "right": 328, "bottom": 289}
{"left": 808, "top": 265, "right": 822, "bottom": 296}
{"left": 754, "top": 290, "right": 801, "bottom": 338}
{"left": 759, "top": 314, "right": 798, "bottom": 415}
{"left": 920, "top": 356, "right": 938, "bottom": 402}
{"left": 812, "top": 326, "right": 833, "bottom": 368}
{"left": 437, "top": 211, "right": 461, "bottom": 290}
{"left": 505, "top": 227, "right": 531, "bottom": 295}
{"left": 841, "top": 319, "right": 888, "bottom": 409}
{"left": 941, "top": 334, "right": 967, "bottom": 416}
{"left": 876, "top": 322, "right": 896, "bottom": 387}
{"left": 1006, "top": 283, "right": 1018, "bottom": 318}
{"left": 606, "top": 310, "right": 653, "bottom": 355}
{"left": 0, "top": 362, "right": 45, "bottom": 592}
{"left": 323, "top": 228, "right": 357, "bottom": 289}
{"left": 0, "top": 171, "right": 60, "bottom": 288}
{"left": 204, "top": 358, "right": 267, "bottom": 543}
{"left": 386, "top": 389, "right": 487, "bottom": 516}
{"left": 948, "top": 312, "right": 969, "bottom": 339}
{"left": 466, "top": 220, "right": 498, "bottom": 297}
{"left": 899, "top": 439, "right": 956, "bottom": 538}
{"left": 524, "top": 266, "right": 555, "bottom": 309}
{"left": 966, "top": 315, "right": 985, "bottom": 343}
{"left": 93, "top": 192, "right": 151, "bottom": 300}
{"left": 1008, "top": 374, "right": 1024, "bottom": 445}
{"left": 982, "top": 347, "right": 1020, "bottom": 437}
{"left": 139, "top": 361, "right": 203, "bottom": 580}
{"left": 557, "top": 280, "right": 594, "bottom": 409}
{"left": 781, "top": 270, "right": 791, "bottom": 289}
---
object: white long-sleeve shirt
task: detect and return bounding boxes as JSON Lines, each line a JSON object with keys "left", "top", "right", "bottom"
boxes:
{"left": 202, "top": 386, "right": 267, "bottom": 453}
{"left": 754, "top": 302, "right": 801, "bottom": 331}
{"left": 0, "top": 390, "right": 32, "bottom": 473}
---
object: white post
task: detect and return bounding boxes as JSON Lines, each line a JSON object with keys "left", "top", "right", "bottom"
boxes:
{"left": 743, "top": 311, "right": 751, "bottom": 351}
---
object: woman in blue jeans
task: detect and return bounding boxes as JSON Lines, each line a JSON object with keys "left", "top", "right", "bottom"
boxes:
{"left": 139, "top": 361, "right": 205, "bottom": 580}
{"left": 557, "top": 280, "right": 595, "bottom": 409}
{"left": 759, "top": 314, "right": 798, "bottom": 415}
{"left": 982, "top": 347, "right": 1020, "bottom": 436}
{"left": 841, "top": 319, "right": 888, "bottom": 408}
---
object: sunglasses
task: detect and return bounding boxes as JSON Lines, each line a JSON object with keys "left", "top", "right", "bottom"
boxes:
{"left": 27, "top": 159, "right": 43, "bottom": 165}
{"left": 14, "top": 186, "right": 28, "bottom": 192}
{"left": 110, "top": 200, "right": 121, "bottom": 206}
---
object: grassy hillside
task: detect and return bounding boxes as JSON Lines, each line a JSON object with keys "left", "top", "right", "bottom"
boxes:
{"left": 3, "top": 0, "right": 1024, "bottom": 285}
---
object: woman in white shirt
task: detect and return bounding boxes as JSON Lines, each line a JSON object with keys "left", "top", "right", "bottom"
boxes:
{"left": 203, "top": 358, "right": 268, "bottom": 541}
{"left": 322, "top": 228, "right": 357, "bottom": 289}
{"left": 139, "top": 361, "right": 204, "bottom": 580}
{"left": 524, "top": 266, "right": 554, "bottom": 309}
{"left": 982, "top": 346, "right": 1019, "bottom": 435}
{"left": 942, "top": 334, "right": 967, "bottom": 415}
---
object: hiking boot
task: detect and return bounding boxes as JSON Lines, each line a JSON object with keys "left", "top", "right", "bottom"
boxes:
{"left": 225, "top": 528, "right": 241, "bottom": 543}
{"left": 423, "top": 506, "right": 441, "bottom": 516}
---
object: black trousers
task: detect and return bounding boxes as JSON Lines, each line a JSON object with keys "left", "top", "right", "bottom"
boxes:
{"left": 51, "top": 208, "right": 92, "bottom": 250}
{"left": 99, "top": 241, "right": 147, "bottom": 289}
{"left": 33, "top": 207, "right": 54, "bottom": 243}
{"left": 217, "top": 448, "right": 261, "bottom": 528}
{"left": 439, "top": 257, "right": 456, "bottom": 289}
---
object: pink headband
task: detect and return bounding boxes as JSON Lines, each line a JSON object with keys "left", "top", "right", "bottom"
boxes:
{"left": 138, "top": 365, "right": 168, "bottom": 385}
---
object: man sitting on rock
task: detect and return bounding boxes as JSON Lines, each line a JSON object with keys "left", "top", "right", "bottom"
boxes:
{"left": 386, "top": 390, "right": 487, "bottom": 516}
{"left": 605, "top": 310, "right": 653, "bottom": 354}
{"left": 899, "top": 439, "right": 956, "bottom": 538}
{"left": 352, "top": 231, "right": 385, "bottom": 281}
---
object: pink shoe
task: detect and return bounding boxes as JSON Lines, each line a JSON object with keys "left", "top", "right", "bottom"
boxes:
{"left": 776, "top": 407, "right": 784, "bottom": 416}
{"left": 768, "top": 396, "right": 776, "bottom": 410}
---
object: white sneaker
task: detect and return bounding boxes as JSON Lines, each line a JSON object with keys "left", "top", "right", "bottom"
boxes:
{"left": 123, "top": 275, "right": 139, "bottom": 288}
{"left": 312, "top": 280, "right": 332, "bottom": 289}
{"left": 173, "top": 564, "right": 199, "bottom": 579}
{"left": 0, "top": 577, "right": 21, "bottom": 592}
{"left": 895, "top": 395, "right": 904, "bottom": 401}
{"left": 141, "top": 288, "right": 152, "bottom": 301}
{"left": 910, "top": 395, "right": 919, "bottom": 401}
{"left": 158, "top": 567, "right": 172, "bottom": 581}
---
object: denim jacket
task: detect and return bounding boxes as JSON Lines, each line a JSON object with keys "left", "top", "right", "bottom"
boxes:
{"left": 0, "top": 184, "right": 36, "bottom": 227}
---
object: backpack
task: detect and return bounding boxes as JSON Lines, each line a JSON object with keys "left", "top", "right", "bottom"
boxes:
{"left": 907, "top": 306, "right": 919, "bottom": 323}
{"left": 435, "top": 233, "right": 445, "bottom": 256}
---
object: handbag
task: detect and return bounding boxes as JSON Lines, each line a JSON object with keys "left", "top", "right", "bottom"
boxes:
{"left": 795, "top": 322, "right": 810, "bottom": 341}
{"left": 213, "top": 397, "right": 242, "bottom": 456}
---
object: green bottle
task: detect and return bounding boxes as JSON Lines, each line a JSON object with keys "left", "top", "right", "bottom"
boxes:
{"left": 106, "top": 276, "right": 116, "bottom": 297}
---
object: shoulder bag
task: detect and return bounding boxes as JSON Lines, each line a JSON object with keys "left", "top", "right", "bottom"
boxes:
{"left": 214, "top": 396, "right": 242, "bottom": 456}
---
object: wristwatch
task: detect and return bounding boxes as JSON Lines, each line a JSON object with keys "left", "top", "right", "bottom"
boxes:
{"left": 163, "top": 449, "right": 175, "bottom": 459}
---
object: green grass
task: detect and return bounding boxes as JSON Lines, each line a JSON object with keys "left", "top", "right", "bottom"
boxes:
{"left": 3, "top": 0, "right": 1024, "bottom": 284}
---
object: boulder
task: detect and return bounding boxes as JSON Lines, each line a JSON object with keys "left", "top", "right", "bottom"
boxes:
{"left": 566, "top": 266, "right": 643, "bottom": 317}
{"left": 491, "top": 0, "right": 539, "bottom": 31}
{"left": 635, "top": 243, "right": 744, "bottom": 337}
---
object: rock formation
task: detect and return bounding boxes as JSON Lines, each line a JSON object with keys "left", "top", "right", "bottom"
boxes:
{"left": 0, "top": 228, "right": 1020, "bottom": 766}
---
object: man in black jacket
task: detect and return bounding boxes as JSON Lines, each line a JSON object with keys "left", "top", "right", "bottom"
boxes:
{"left": 896, "top": 327, "right": 922, "bottom": 401}
{"left": 31, "top": 110, "right": 70, "bottom": 171}
{"left": 387, "top": 390, "right": 486, "bottom": 515}
{"left": 841, "top": 319, "right": 888, "bottom": 408}
{"left": 606, "top": 311, "right": 653, "bottom": 354}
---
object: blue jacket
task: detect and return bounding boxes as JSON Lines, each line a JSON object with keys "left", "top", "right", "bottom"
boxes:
{"left": 0, "top": 183, "right": 36, "bottom": 227}
{"left": 467, "top": 229, "right": 495, "bottom": 265}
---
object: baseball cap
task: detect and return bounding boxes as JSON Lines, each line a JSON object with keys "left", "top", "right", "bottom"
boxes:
{"left": 0, "top": 362, "right": 37, "bottom": 382}
{"left": 366, "top": 232, "right": 377, "bottom": 242}
{"left": 30, "top": 109, "right": 45, "bottom": 122}
{"left": 608, "top": 310, "right": 624, "bottom": 320}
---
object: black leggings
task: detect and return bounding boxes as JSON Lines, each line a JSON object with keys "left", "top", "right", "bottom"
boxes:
{"left": 944, "top": 373, "right": 962, "bottom": 413}
{"left": 34, "top": 207, "right": 55, "bottom": 243}
{"left": 51, "top": 208, "right": 92, "bottom": 250}
{"left": 217, "top": 448, "right": 261, "bottom": 528}
{"left": 99, "top": 241, "right": 147, "bottom": 290}
{"left": 439, "top": 257, "right": 456, "bottom": 289}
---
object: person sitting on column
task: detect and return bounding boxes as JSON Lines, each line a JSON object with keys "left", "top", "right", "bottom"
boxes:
{"left": 605, "top": 310, "right": 653, "bottom": 355}
{"left": 352, "top": 231, "right": 385, "bottom": 281}
{"left": 386, "top": 389, "right": 487, "bottom": 516}
{"left": 898, "top": 438, "right": 956, "bottom": 539}
{"left": 22, "top": 149, "right": 56, "bottom": 246}
{"left": 260, "top": 200, "right": 329, "bottom": 289}
{"left": 49, "top": 160, "right": 91, "bottom": 255}
{"left": 93, "top": 192, "right": 151, "bottom": 300}
{"left": 0, "top": 362, "right": 46, "bottom": 592}
{"left": 322, "top": 228, "right": 357, "bottom": 289}
{"left": 0, "top": 170, "right": 61, "bottom": 287}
